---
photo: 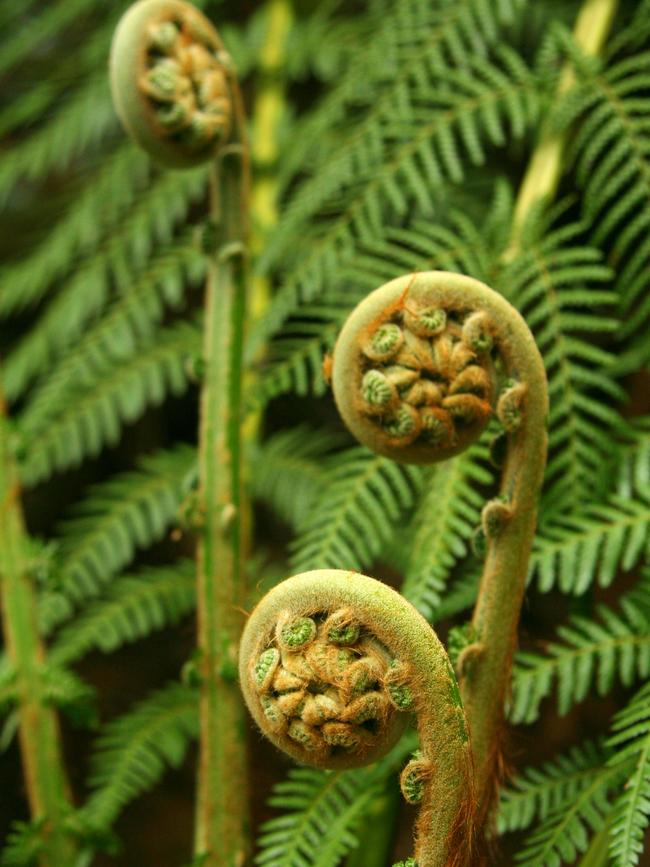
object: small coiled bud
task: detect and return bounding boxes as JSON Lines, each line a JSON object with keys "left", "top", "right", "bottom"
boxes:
{"left": 497, "top": 382, "right": 527, "bottom": 432}
{"left": 481, "top": 498, "right": 512, "bottom": 539}
{"left": 461, "top": 311, "right": 494, "bottom": 353}
{"left": 401, "top": 752, "right": 434, "bottom": 804}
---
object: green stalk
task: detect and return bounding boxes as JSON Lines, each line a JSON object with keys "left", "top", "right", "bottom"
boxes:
{"left": 194, "top": 131, "right": 251, "bottom": 866}
{"left": 505, "top": 0, "right": 620, "bottom": 259}
{"left": 0, "top": 392, "right": 77, "bottom": 866}
{"left": 250, "top": 0, "right": 293, "bottom": 323}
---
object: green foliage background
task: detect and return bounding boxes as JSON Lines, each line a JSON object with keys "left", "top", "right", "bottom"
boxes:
{"left": 0, "top": 0, "right": 649, "bottom": 864}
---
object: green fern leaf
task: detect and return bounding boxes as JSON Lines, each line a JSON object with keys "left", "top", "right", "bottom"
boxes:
{"left": 511, "top": 576, "right": 650, "bottom": 724}
{"left": 289, "top": 447, "right": 424, "bottom": 573}
{"left": 20, "top": 321, "right": 199, "bottom": 485}
{"left": 39, "top": 445, "right": 196, "bottom": 631}
{"left": 607, "top": 682, "right": 650, "bottom": 866}
{"left": 50, "top": 561, "right": 196, "bottom": 666}
{"left": 81, "top": 682, "right": 197, "bottom": 830}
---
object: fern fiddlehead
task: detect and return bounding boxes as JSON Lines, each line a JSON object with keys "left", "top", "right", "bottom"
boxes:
{"left": 240, "top": 569, "right": 474, "bottom": 867}
{"left": 331, "top": 271, "right": 549, "bottom": 823}
{"left": 111, "top": 2, "right": 251, "bottom": 864}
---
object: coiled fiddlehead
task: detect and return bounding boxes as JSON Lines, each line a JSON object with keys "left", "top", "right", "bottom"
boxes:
{"left": 331, "top": 271, "right": 549, "bottom": 826}
{"left": 240, "top": 570, "right": 474, "bottom": 867}
{"left": 110, "top": 0, "right": 235, "bottom": 167}
{"left": 110, "top": 2, "right": 250, "bottom": 864}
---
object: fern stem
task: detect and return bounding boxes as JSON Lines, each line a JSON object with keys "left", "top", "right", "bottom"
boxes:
{"left": 249, "top": 0, "right": 293, "bottom": 321}
{"left": 194, "top": 104, "right": 251, "bottom": 867}
{"left": 0, "top": 391, "right": 77, "bottom": 866}
{"left": 506, "top": 0, "right": 620, "bottom": 258}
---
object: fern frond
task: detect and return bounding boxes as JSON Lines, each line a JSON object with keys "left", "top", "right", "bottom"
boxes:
{"left": 256, "top": 769, "right": 380, "bottom": 867}
{"left": 20, "top": 320, "right": 199, "bottom": 486}
{"left": 18, "top": 240, "right": 204, "bottom": 444}
{"left": 39, "top": 445, "right": 196, "bottom": 631}
{"left": 0, "top": 818, "right": 46, "bottom": 867}
{"left": 531, "top": 488, "right": 650, "bottom": 594}
{"left": 511, "top": 576, "right": 650, "bottom": 724}
{"left": 81, "top": 682, "right": 198, "bottom": 830}
{"left": 50, "top": 561, "right": 196, "bottom": 666}
{"left": 289, "top": 447, "right": 424, "bottom": 573}
{"left": 253, "top": 46, "right": 543, "bottom": 351}
{"left": 0, "top": 0, "right": 99, "bottom": 82}
{"left": 0, "top": 75, "right": 116, "bottom": 210}
{"left": 256, "top": 732, "right": 417, "bottom": 867}
{"left": 278, "top": 0, "right": 523, "bottom": 193}
{"left": 500, "top": 211, "right": 621, "bottom": 509}
{"left": 250, "top": 427, "right": 344, "bottom": 530}
{"left": 512, "top": 765, "right": 617, "bottom": 866}
{"left": 499, "top": 740, "right": 609, "bottom": 835}
{"left": 3, "top": 169, "right": 208, "bottom": 400}
{"left": 0, "top": 145, "right": 151, "bottom": 318}
{"left": 607, "top": 681, "right": 650, "bottom": 866}
{"left": 402, "top": 441, "right": 493, "bottom": 620}
{"left": 250, "top": 301, "right": 347, "bottom": 407}
{"left": 566, "top": 47, "right": 650, "bottom": 338}
{"left": 39, "top": 665, "right": 96, "bottom": 728}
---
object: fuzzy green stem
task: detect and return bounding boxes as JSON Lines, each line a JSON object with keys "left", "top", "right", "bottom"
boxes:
{"left": 194, "top": 103, "right": 251, "bottom": 867}
{"left": 505, "top": 0, "right": 620, "bottom": 259}
{"left": 0, "top": 392, "right": 77, "bottom": 866}
{"left": 239, "top": 570, "right": 475, "bottom": 867}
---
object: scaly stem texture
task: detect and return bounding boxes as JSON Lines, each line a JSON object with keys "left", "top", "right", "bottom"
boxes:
{"left": 0, "top": 391, "right": 76, "bottom": 866}
{"left": 506, "top": 0, "right": 620, "bottom": 258}
{"left": 195, "top": 140, "right": 251, "bottom": 864}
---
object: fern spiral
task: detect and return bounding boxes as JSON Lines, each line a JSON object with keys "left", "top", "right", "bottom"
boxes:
{"left": 332, "top": 271, "right": 549, "bottom": 820}
{"left": 240, "top": 569, "right": 475, "bottom": 867}
{"left": 110, "top": 0, "right": 235, "bottom": 167}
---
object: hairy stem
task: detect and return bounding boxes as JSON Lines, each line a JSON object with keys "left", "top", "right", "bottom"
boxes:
{"left": 506, "top": 0, "right": 620, "bottom": 258}
{"left": 0, "top": 392, "right": 76, "bottom": 866}
{"left": 194, "top": 74, "right": 251, "bottom": 867}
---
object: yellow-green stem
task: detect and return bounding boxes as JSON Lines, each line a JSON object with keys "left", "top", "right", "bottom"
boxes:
{"left": 0, "top": 392, "right": 76, "bottom": 866}
{"left": 249, "top": 0, "right": 293, "bottom": 323}
{"left": 194, "top": 101, "right": 251, "bottom": 866}
{"left": 505, "top": 0, "right": 620, "bottom": 259}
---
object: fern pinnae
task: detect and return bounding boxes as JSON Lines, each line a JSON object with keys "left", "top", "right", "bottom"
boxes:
{"left": 499, "top": 740, "right": 610, "bottom": 835}
{"left": 39, "top": 444, "right": 196, "bottom": 631}
{"left": 289, "top": 447, "right": 425, "bottom": 574}
{"left": 17, "top": 239, "right": 205, "bottom": 445}
{"left": 607, "top": 681, "right": 650, "bottom": 866}
{"left": 402, "top": 441, "right": 493, "bottom": 621}
{"left": 82, "top": 681, "right": 198, "bottom": 831}
{"left": 20, "top": 319, "right": 199, "bottom": 486}
{"left": 50, "top": 560, "right": 196, "bottom": 667}
{"left": 511, "top": 575, "right": 650, "bottom": 725}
